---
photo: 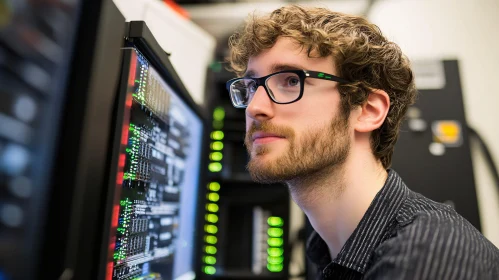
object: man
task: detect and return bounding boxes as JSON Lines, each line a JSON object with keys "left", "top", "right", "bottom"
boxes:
{"left": 225, "top": 5, "right": 498, "bottom": 280}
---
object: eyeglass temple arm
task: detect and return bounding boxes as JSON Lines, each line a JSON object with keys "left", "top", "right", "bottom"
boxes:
{"left": 306, "top": 70, "right": 350, "bottom": 84}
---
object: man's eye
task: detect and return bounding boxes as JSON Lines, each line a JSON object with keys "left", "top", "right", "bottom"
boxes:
{"left": 283, "top": 76, "right": 300, "bottom": 87}
{"left": 287, "top": 77, "right": 299, "bottom": 86}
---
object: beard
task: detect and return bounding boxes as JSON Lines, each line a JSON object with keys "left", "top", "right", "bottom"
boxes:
{"left": 245, "top": 114, "right": 350, "bottom": 184}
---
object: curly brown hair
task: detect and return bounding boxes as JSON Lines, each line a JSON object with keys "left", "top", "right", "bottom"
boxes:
{"left": 227, "top": 5, "right": 417, "bottom": 168}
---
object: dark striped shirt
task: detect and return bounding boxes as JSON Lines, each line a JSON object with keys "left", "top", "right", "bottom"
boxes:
{"left": 306, "top": 169, "right": 499, "bottom": 279}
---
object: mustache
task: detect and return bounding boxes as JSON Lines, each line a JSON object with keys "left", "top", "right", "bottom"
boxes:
{"left": 245, "top": 121, "right": 295, "bottom": 144}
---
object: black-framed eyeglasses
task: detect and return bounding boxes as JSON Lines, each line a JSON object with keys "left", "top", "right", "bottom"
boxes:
{"left": 226, "top": 69, "right": 350, "bottom": 108}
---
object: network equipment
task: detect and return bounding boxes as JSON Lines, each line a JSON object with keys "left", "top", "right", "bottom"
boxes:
{"left": 100, "top": 22, "right": 206, "bottom": 280}
{"left": 391, "top": 60, "right": 481, "bottom": 230}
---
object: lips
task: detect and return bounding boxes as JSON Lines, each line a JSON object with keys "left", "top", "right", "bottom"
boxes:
{"left": 252, "top": 132, "right": 283, "bottom": 140}
{"left": 251, "top": 132, "right": 285, "bottom": 144}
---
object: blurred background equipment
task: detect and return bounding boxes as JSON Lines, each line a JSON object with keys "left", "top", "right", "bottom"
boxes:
{"left": 392, "top": 60, "right": 481, "bottom": 229}
{"left": 0, "top": 0, "right": 125, "bottom": 279}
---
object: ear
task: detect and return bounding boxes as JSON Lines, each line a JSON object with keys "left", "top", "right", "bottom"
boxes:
{"left": 354, "top": 89, "right": 390, "bottom": 133}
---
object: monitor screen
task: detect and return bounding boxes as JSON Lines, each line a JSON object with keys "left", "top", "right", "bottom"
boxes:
{"left": 105, "top": 47, "right": 203, "bottom": 280}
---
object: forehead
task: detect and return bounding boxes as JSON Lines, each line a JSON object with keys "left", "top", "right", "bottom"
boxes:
{"left": 246, "top": 37, "right": 336, "bottom": 77}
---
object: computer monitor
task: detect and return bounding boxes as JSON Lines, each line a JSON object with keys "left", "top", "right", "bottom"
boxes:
{"left": 101, "top": 22, "right": 206, "bottom": 280}
{"left": 0, "top": 1, "right": 126, "bottom": 279}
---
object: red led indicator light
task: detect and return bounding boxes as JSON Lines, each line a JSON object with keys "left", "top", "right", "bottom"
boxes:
{"left": 125, "top": 93, "right": 133, "bottom": 108}
{"left": 109, "top": 237, "right": 116, "bottom": 251}
{"left": 116, "top": 171, "right": 123, "bottom": 185}
{"left": 111, "top": 205, "right": 120, "bottom": 227}
{"left": 106, "top": 261, "right": 113, "bottom": 280}
{"left": 128, "top": 52, "right": 137, "bottom": 87}
{"left": 119, "top": 154, "right": 126, "bottom": 168}
{"left": 121, "top": 125, "right": 129, "bottom": 145}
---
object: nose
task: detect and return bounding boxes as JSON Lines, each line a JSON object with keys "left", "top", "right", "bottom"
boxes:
{"left": 246, "top": 85, "right": 275, "bottom": 122}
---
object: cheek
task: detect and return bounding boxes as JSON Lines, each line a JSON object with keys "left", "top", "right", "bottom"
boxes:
{"left": 298, "top": 108, "right": 336, "bottom": 129}
{"left": 290, "top": 112, "right": 337, "bottom": 141}
{"left": 245, "top": 115, "right": 252, "bottom": 131}
{"left": 299, "top": 96, "right": 337, "bottom": 117}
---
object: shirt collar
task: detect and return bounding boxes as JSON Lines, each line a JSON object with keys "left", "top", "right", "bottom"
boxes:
{"left": 306, "top": 169, "right": 410, "bottom": 273}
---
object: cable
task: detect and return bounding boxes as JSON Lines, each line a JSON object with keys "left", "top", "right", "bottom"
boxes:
{"left": 467, "top": 125, "right": 499, "bottom": 190}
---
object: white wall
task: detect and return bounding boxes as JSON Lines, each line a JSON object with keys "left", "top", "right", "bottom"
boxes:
{"left": 368, "top": 0, "right": 499, "bottom": 245}
{"left": 113, "top": 0, "right": 216, "bottom": 106}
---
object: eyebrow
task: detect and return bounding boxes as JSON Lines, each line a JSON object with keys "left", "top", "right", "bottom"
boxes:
{"left": 244, "top": 63, "right": 306, "bottom": 78}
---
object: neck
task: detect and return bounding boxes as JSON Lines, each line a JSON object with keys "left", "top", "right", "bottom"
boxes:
{"left": 287, "top": 145, "right": 388, "bottom": 259}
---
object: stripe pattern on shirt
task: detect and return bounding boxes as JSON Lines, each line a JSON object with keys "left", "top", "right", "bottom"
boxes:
{"left": 306, "top": 169, "right": 499, "bottom": 280}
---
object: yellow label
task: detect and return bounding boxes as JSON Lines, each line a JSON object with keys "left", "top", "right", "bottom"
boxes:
{"left": 431, "top": 121, "right": 462, "bottom": 147}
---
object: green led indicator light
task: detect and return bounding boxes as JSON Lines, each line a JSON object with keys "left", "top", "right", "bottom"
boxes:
{"left": 267, "top": 263, "right": 283, "bottom": 272}
{"left": 268, "top": 216, "right": 284, "bottom": 227}
{"left": 208, "top": 162, "right": 222, "bottom": 172}
{"left": 209, "top": 61, "right": 222, "bottom": 72}
{"left": 208, "top": 163, "right": 222, "bottom": 173}
{"left": 207, "top": 193, "right": 220, "bottom": 202}
{"left": 211, "top": 131, "right": 224, "bottom": 140}
{"left": 206, "top": 203, "right": 219, "bottom": 212}
{"left": 267, "top": 248, "right": 284, "bottom": 257}
{"left": 205, "top": 214, "right": 219, "bottom": 223}
{"left": 211, "top": 142, "right": 224, "bottom": 151}
{"left": 213, "top": 120, "right": 224, "bottom": 130}
{"left": 205, "top": 245, "right": 217, "bottom": 254}
{"left": 267, "top": 256, "right": 284, "bottom": 264}
{"left": 203, "top": 256, "right": 217, "bottom": 265}
{"left": 205, "top": 235, "right": 218, "bottom": 244}
{"left": 209, "top": 152, "right": 223, "bottom": 162}
{"left": 204, "top": 224, "right": 218, "bottom": 234}
{"left": 268, "top": 228, "right": 284, "bottom": 237}
{"left": 204, "top": 266, "right": 216, "bottom": 275}
{"left": 208, "top": 182, "right": 221, "bottom": 192}
{"left": 268, "top": 238, "right": 284, "bottom": 247}
{"left": 213, "top": 107, "right": 225, "bottom": 121}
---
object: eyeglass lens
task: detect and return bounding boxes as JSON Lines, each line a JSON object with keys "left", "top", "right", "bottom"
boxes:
{"left": 230, "top": 72, "right": 302, "bottom": 107}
